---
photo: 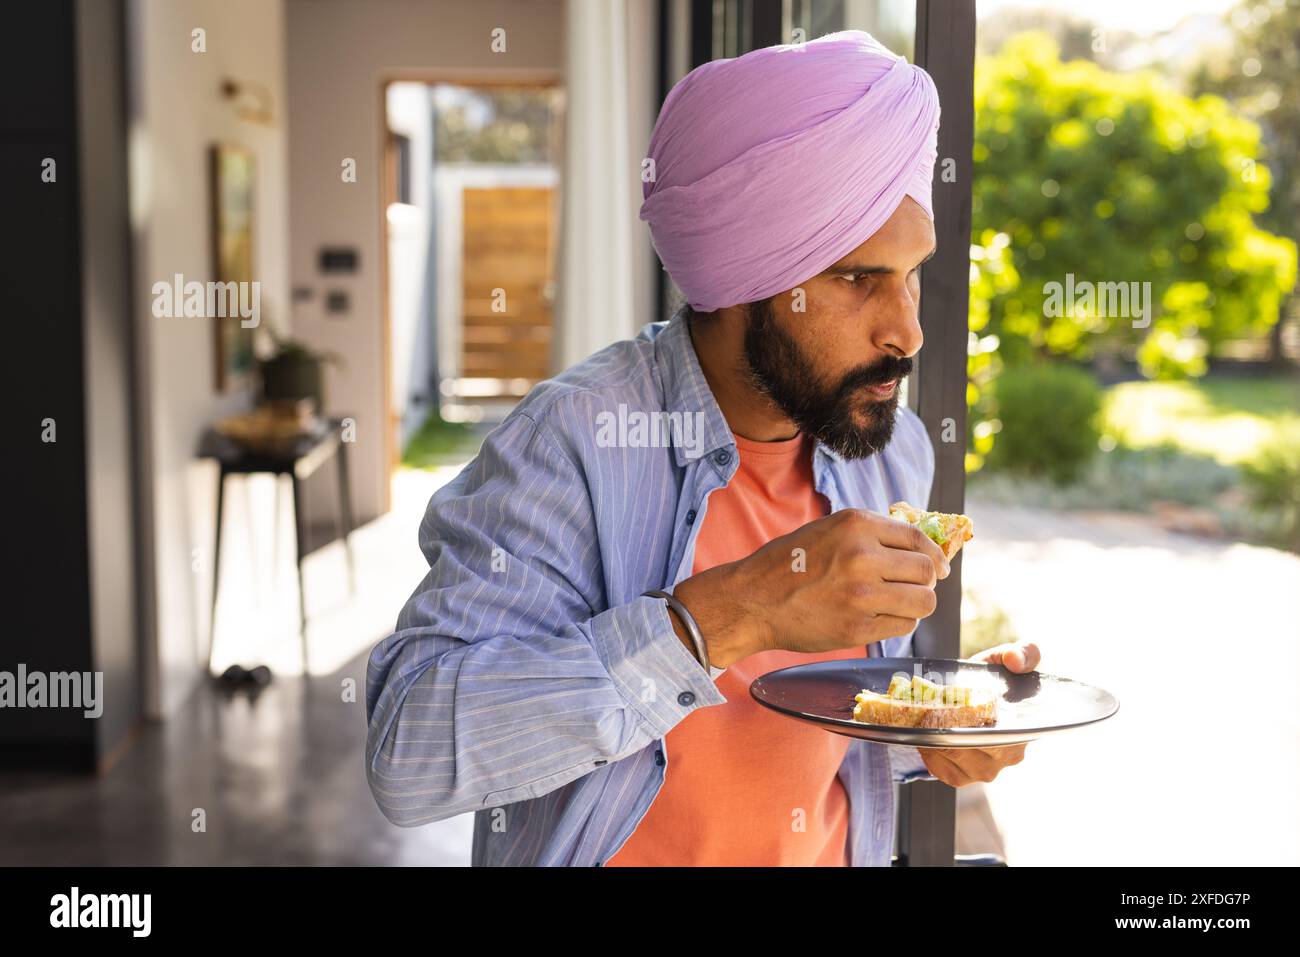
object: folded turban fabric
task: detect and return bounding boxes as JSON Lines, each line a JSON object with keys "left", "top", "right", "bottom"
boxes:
{"left": 640, "top": 30, "right": 941, "bottom": 312}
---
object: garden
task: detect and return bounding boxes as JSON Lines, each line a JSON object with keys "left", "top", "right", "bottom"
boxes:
{"left": 965, "top": 8, "right": 1299, "bottom": 556}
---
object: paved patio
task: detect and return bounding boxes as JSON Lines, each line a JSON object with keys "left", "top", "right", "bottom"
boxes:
{"left": 961, "top": 497, "right": 1300, "bottom": 866}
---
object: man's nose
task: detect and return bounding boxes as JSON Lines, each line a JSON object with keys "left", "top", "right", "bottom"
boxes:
{"left": 871, "top": 279, "right": 924, "bottom": 358}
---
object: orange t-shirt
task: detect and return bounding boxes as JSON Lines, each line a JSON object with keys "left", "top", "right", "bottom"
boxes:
{"left": 605, "top": 431, "right": 866, "bottom": 866}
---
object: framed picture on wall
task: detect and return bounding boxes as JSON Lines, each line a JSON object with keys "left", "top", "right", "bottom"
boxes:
{"left": 209, "top": 143, "right": 256, "bottom": 392}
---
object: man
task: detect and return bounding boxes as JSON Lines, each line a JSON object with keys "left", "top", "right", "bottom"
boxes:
{"left": 365, "top": 30, "right": 1039, "bottom": 866}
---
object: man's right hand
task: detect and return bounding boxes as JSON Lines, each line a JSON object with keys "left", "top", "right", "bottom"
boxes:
{"left": 671, "top": 508, "right": 950, "bottom": 668}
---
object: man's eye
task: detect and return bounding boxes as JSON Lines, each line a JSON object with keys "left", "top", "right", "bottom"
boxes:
{"left": 840, "top": 273, "right": 866, "bottom": 285}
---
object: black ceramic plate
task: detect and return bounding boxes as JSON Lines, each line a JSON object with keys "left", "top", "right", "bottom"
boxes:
{"left": 750, "top": 657, "right": 1119, "bottom": 748}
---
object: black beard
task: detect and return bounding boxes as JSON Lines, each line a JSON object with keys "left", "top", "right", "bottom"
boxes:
{"left": 741, "top": 296, "right": 913, "bottom": 460}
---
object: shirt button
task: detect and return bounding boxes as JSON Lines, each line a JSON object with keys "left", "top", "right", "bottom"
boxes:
{"left": 677, "top": 691, "right": 696, "bottom": 707}
{"left": 714, "top": 449, "right": 732, "bottom": 466}
{"left": 685, "top": 509, "right": 697, "bottom": 525}
{"left": 654, "top": 749, "right": 665, "bottom": 766}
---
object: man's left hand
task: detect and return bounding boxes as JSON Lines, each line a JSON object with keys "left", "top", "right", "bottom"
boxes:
{"left": 919, "top": 641, "right": 1041, "bottom": 787}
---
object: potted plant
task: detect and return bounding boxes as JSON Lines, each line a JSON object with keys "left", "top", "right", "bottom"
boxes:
{"left": 258, "top": 326, "right": 341, "bottom": 415}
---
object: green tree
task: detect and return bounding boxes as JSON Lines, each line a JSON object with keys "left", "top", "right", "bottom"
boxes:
{"left": 971, "top": 33, "right": 1296, "bottom": 377}
{"left": 1193, "top": 0, "right": 1300, "bottom": 362}
{"left": 435, "top": 88, "right": 561, "bottom": 164}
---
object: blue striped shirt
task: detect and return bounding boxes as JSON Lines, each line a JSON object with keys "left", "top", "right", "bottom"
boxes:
{"left": 365, "top": 310, "right": 937, "bottom": 866}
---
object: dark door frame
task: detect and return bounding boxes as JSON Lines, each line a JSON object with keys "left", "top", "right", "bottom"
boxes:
{"left": 905, "top": 0, "right": 977, "bottom": 868}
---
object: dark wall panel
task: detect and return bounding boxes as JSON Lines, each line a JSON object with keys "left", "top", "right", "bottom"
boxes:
{"left": 0, "top": 0, "right": 140, "bottom": 771}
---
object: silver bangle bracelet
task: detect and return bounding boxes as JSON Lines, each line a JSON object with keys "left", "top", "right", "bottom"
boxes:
{"left": 643, "top": 589, "right": 712, "bottom": 672}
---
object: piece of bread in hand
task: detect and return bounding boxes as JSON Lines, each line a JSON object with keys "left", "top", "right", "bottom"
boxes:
{"left": 888, "top": 501, "right": 973, "bottom": 560}
{"left": 853, "top": 674, "right": 997, "bottom": 729}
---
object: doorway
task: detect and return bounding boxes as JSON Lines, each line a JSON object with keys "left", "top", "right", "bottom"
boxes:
{"left": 381, "top": 77, "right": 564, "bottom": 474}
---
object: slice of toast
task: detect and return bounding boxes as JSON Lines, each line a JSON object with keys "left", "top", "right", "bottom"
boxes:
{"left": 888, "top": 501, "right": 974, "bottom": 561}
{"left": 852, "top": 674, "right": 997, "bottom": 728}
{"left": 852, "top": 692, "right": 997, "bottom": 728}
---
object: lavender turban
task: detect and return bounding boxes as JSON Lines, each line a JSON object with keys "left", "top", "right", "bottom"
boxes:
{"left": 641, "top": 30, "right": 940, "bottom": 312}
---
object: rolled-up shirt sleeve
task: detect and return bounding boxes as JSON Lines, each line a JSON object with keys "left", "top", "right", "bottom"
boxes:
{"left": 364, "top": 410, "right": 725, "bottom": 827}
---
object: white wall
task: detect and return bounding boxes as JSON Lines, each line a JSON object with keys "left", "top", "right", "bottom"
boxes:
{"left": 287, "top": 0, "right": 564, "bottom": 520}
{"left": 385, "top": 83, "right": 437, "bottom": 446}
{"left": 554, "top": 0, "right": 635, "bottom": 369}
{"left": 126, "top": 0, "right": 290, "bottom": 717}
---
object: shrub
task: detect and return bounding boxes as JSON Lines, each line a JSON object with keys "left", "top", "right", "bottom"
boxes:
{"left": 1241, "top": 427, "right": 1300, "bottom": 552}
{"left": 986, "top": 363, "right": 1102, "bottom": 484}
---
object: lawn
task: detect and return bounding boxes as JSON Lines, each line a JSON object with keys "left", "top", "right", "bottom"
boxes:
{"left": 401, "top": 413, "right": 480, "bottom": 469}
{"left": 1101, "top": 375, "right": 1300, "bottom": 465}
{"left": 971, "top": 371, "right": 1299, "bottom": 551}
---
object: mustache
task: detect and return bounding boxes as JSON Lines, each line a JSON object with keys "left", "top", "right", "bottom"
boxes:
{"left": 835, "top": 354, "right": 913, "bottom": 397}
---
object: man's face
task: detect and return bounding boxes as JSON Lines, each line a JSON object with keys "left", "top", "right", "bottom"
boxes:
{"left": 741, "top": 197, "right": 935, "bottom": 459}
